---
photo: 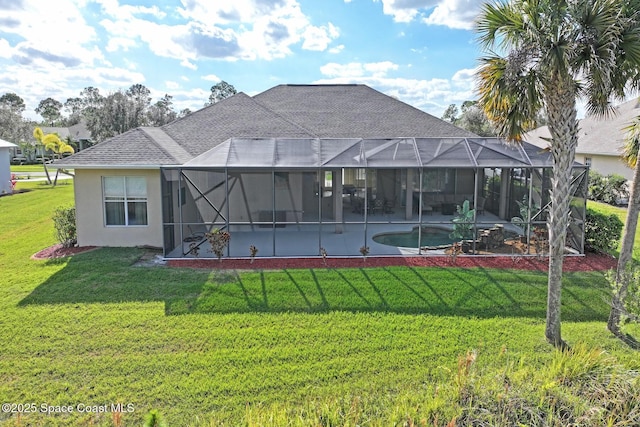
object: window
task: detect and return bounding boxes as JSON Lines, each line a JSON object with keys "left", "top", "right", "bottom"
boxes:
{"left": 103, "top": 176, "right": 148, "bottom": 226}
{"left": 584, "top": 157, "right": 592, "bottom": 167}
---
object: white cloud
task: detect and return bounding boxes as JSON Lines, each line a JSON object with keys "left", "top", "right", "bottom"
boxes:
{"left": 178, "top": 0, "right": 339, "bottom": 60}
{"left": 374, "top": 0, "right": 481, "bottom": 30}
{"left": 0, "top": 39, "right": 12, "bottom": 59}
{"left": 0, "top": 63, "right": 146, "bottom": 120}
{"left": 180, "top": 59, "right": 198, "bottom": 70}
{"left": 317, "top": 61, "right": 478, "bottom": 117}
{"left": 105, "top": 37, "right": 137, "bottom": 53}
{"left": 302, "top": 23, "right": 340, "bottom": 51}
{"left": 378, "top": 0, "right": 436, "bottom": 23}
{"left": 165, "top": 81, "right": 181, "bottom": 90}
{"left": 201, "top": 74, "right": 221, "bottom": 82}
{"left": 329, "top": 44, "right": 345, "bottom": 54}
{"left": 364, "top": 61, "right": 399, "bottom": 77}
{"left": 0, "top": 0, "right": 102, "bottom": 68}
{"left": 93, "top": 0, "right": 167, "bottom": 20}
{"left": 423, "top": 0, "right": 481, "bottom": 30}
{"left": 320, "top": 61, "right": 398, "bottom": 78}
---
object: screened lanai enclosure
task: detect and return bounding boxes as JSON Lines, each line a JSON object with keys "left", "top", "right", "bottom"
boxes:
{"left": 161, "top": 137, "right": 588, "bottom": 258}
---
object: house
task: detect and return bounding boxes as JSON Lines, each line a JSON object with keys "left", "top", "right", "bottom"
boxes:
{"left": 525, "top": 98, "right": 639, "bottom": 181}
{"left": 54, "top": 84, "right": 588, "bottom": 258}
{"left": 12, "top": 120, "right": 93, "bottom": 164}
{"left": 40, "top": 120, "right": 93, "bottom": 152}
{"left": 0, "top": 138, "right": 17, "bottom": 195}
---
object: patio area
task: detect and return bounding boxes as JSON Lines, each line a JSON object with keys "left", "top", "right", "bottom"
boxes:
{"left": 168, "top": 210, "right": 532, "bottom": 259}
{"left": 161, "top": 137, "right": 587, "bottom": 259}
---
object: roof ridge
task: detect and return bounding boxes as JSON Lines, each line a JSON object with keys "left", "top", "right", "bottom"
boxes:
{"left": 140, "top": 127, "right": 193, "bottom": 164}
{"left": 250, "top": 95, "right": 320, "bottom": 138}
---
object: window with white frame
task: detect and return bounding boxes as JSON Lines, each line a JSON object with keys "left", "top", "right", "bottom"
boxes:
{"left": 103, "top": 176, "right": 148, "bottom": 226}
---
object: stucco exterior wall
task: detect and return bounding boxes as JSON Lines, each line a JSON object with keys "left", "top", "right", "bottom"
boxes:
{"left": 579, "top": 153, "right": 634, "bottom": 181}
{"left": 74, "top": 168, "right": 163, "bottom": 248}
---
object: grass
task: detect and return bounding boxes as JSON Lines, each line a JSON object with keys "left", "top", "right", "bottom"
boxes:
{"left": 9, "top": 164, "right": 47, "bottom": 173}
{"left": 0, "top": 184, "right": 638, "bottom": 426}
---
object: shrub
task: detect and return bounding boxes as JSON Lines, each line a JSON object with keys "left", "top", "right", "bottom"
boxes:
{"left": 588, "top": 171, "right": 629, "bottom": 205}
{"left": 52, "top": 206, "right": 77, "bottom": 248}
{"left": 584, "top": 208, "right": 623, "bottom": 253}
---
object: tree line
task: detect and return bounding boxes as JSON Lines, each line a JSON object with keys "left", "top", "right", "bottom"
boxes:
{"left": 0, "top": 81, "right": 237, "bottom": 150}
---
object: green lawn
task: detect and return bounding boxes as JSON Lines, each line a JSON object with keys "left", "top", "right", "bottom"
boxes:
{"left": 9, "top": 164, "right": 47, "bottom": 173}
{"left": 0, "top": 184, "right": 638, "bottom": 426}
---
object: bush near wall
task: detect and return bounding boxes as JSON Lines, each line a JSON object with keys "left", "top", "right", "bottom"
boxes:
{"left": 584, "top": 208, "right": 623, "bottom": 253}
{"left": 52, "top": 206, "right": 77, "bottom": 248}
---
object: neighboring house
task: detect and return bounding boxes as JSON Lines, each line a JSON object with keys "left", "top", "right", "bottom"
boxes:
{"left": 525, "top": 98, "right": 639, "bottom": 181}
{"left": 12, "top": 120, "right": 93, "bottom": 164}
{"left": 40, "top": 120, "right": 93, "bottom": 152}
{"left": 0, "top": 138, "right": 17, "bottom": 195}
{"left": 54, "top": 84, "right": 588, "bottom": 258}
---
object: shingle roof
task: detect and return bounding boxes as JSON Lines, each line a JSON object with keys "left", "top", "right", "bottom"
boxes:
{"left": 162, "top": 92, "right": 316, "bottom": 157}
{"left": 54, "top": 127, "right": 183, "bottom": 167}
{"left": 38, "top": 119, "right": 92, "bottom": 142}
{"left": 254, "top": 85, "right": 476, "bottom": 139}
{"left": 525, "top": 98, "right": 640, "bottom": 156}
{"left": 55, "top": 84, "right": 477, "bottom": 167}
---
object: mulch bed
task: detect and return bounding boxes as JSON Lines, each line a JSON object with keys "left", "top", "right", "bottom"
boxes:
{"left": 31, "top": 244, "right": 617, "bottom": 272}
{"left": 168, "top": 252, "right": 617, "bottom": 272}
{"left": 31, "top": 244, "right": 98, "bottom": 260}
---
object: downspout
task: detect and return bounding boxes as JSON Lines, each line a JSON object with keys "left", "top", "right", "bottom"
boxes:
{"left": 272, "top": 169, "right": 276, "bottom": 256}
{"left": 527, "top": 168, "right": 534, "bottom": 254}
{"left": 418, "top": 168, "right": 423, "bottom": 254}
{"left": 178, "top": 169, "right": 184, "bottom": 257}
{"left": 318, "top": 167, "right": 322, "bottom": 255}
{"left": 225, "top": 167, "right": 230, "bottom": 257}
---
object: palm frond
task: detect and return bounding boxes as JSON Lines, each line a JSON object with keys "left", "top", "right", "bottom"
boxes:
{"left": 623, "top": 115, "right": 640, "bottom": 167}
{"left": 33, "top": 127, "right": 44, "bottom": 142}
{"left": 58, "top": 143, "right": 75, "bottom": 155}
{"left": 475, "top": 0, "right": 525, "bottom": 49}
{"left": 477, "top": 55, "right": 543, "bottom": 141}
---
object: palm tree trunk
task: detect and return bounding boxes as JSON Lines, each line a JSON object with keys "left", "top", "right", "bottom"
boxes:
{"left": 544, "top": 79, "right": 578, "bottom": 349}
{"left": 608, "top": 158, "right": 640, "bottom": 348}
{"left": 41, "top": 155, "right": 52, "bottom": 185}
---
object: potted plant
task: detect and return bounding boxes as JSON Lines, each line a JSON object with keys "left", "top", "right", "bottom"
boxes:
{"left": 450, "top": 200, "right": 476, "bottom": 253}
{"left": 511, "top": 195, "right": 539, "bottom": 244}
{"left": 359, "top": 245, "right": 370, "bottom": 263}
{"left": 249, "top": 245, "right": 258, "bottom": 263}
{"left": 205, "top": 228, "right": 231, "bottom": 262}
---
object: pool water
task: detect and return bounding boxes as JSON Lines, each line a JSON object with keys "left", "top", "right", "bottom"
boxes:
{"left": 373, "top": 226, "right": 456, "bottom": 249}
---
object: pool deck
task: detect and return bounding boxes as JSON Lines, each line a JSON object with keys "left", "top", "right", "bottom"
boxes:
{"left": 169, "top": 211, "right": 523, "bottom": 259}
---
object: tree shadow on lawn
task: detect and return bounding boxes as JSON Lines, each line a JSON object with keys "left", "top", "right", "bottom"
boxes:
{"left": 19, "top": 248, "right": 610, "bottom": 321}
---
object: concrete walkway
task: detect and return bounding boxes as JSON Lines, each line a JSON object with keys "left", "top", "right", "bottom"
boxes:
{"left": 12, "top": 171, "right": 73, "bottom": 182}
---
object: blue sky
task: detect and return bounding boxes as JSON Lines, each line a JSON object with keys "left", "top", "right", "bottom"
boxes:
{"left": 0, "top": 0, "right": 486, "bottom": 121}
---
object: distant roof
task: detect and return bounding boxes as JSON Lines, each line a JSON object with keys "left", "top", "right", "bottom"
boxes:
{"left": 39, "top": 119, "right": 92, "bottom": 142}
{"left": 54, "top": 84, "right": 477, "bottom": 168}
{"left": 0, "top": 138, "right": 17, "bottom": 148}
{"left": 525, "top": 98, "right": 640, "bottom": 156}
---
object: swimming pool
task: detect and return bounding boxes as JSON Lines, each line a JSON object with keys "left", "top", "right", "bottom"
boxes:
{"left": 373, "top": 226, "right": 456, "bottom": 249}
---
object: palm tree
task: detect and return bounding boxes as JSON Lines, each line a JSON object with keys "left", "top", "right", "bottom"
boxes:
{"left": 608, "top": 114, "right": 640, "bottom": 348}
{"left": 476, "top": 0, "right": 640, "bottom": 348}
{"left": 33, "top": 127, "right": 75, "bottom": 186}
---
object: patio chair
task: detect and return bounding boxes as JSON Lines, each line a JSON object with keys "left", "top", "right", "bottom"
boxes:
{"left": 371, "top": 198, "right": 385, "bottom": 215}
